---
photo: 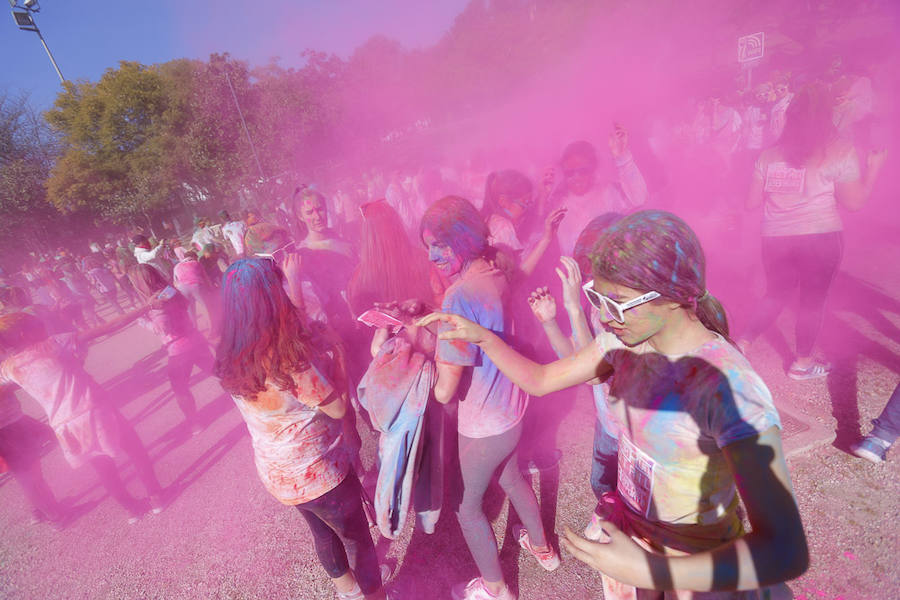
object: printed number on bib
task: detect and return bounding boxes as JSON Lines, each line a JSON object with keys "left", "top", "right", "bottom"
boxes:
{"left": 616, "top": 434, "right": 656, "bottom": 517}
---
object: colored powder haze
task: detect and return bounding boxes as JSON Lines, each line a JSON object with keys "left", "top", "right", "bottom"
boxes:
{"left": 1, "top": 0, "right": 900, "bottom": 598}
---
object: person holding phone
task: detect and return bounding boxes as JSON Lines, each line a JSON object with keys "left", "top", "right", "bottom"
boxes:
{"left": 421, "top": 196, "right": 557, "bottom": 600}
{"left": 419, "top": 210, "right": 808, "bottom": 599}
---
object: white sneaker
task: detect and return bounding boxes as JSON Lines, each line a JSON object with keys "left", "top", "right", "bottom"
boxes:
{"left": 451, "top": 577, "right": 516, "bottom": 600}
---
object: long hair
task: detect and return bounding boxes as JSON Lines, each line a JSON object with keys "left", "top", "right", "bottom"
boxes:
{"left": 482, "top": 170, "right": 533, "bottom": 219}
{"left": 128, "top": 263, "right": 169, "bottom": 299}
{"left": 780, "top": 84, "right": 836, "bottom": 168}
{"left": 0, "top": 312, "right": 48, "bottom": 352}
{"left": 591, "top": 210, "right": 730, "bottom": 339}
{"left": 348, "top": 199, "right": 435, "bottom": 314}
{"left": 420, "top": 196, "right": 489, "bottom": 263}
{"left": 214, "top": 259, "right": 315, "bottom": 398}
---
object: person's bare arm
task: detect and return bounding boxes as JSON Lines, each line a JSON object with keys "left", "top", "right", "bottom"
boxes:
{"left": 317, "top": 390, "right": 348, "bottom": 419}
{"left": 556, "top": 256, "right": 592, "bottom": 350}
{"left": 434, "top": 361, "right": 464, "bottom": 404}
{"left": 519, "top": 208, "right": 567, "bottom": 277}
{"left": 562, "top": 426, "right": 808, "bottom": 591}
{"left": 418, "top": 312, "right": 608, "bottom": 396}
{"left": 835, "top": 148, "right": 887, "bottom": 211}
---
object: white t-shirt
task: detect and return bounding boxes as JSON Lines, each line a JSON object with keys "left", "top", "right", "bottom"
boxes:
{"left": 221, "top": 221, "right": 247, "bottom": 256}
{"left": 754, "top": 142, "right": 860, "bottom": 237}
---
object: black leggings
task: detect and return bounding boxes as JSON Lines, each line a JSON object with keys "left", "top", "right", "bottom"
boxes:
{"left": 295, "top": 472, "right": 381, "bottom": 595}
{"left": 742, "top": 232, "right": 842, "bottom": 357}
{"left": 167, "top": 344, "right": 214, "bottom": 421}
{"left": 90, "top": 409, "right": 162, "bottom": 515}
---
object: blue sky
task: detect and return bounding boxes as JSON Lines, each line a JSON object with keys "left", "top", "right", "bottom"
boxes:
{"left": 2, "top": 0, "right": 469, "bottom": 111}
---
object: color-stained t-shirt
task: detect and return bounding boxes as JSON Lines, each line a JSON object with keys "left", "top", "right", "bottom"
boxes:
{"left": 139, "top": 287, "right": 202, "bottom": 356}
{"left": 232, "top": 362, "right": 349, "bottom": 505}
{"left": 0, "top": 334, "right": 103, "bottom": 430}
{"left": 173, "top": 259, "right": 208, "bottom": 288}
{"left": 754, "top": 142, "right": 860, "bottom": 237}
{"left": 0, "top": 387, "right": 24, "bottom": 430}
{"left": 594, "top": 330, "right": 781, "bottom": 546}
{"left": 437, "top": 260, "right": 527, "bottom": 438}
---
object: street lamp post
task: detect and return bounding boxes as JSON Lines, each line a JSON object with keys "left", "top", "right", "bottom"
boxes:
{"left": 9, "top": 0, "right": 66, "bottom": 83}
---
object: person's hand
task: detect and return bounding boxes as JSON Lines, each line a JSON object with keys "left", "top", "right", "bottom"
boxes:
{"left": 528, "top": 287, "right": 557, "bottom": 323}
{"left": 543, "top": 207, "right": 567, "bottom": 237}
{"left": 867, "top": 148, "right": 888, "bottom": 174}
{"left": 416, "top": 312, "right": 489, "bottom": 345}
{"left": 608, "top": 122, "right": 629, "bottom": 159}
{"left": 280, "top": 251, "right": 304, "bottom": 286}
{"left": 556, "top": 256, "right": 583, "bottom": 309}
{"left": 541, "top": 166, "right": 557, "bottom": 194}
{"left": 561, "top": 523, "right": 655, "bottom": 588}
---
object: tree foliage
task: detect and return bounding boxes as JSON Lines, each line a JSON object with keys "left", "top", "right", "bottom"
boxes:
{"left": 0, "top": 92, "right": 60, "bottom": 249}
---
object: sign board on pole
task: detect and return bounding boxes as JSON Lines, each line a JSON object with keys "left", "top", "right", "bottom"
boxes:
{"left": 738, "top": 32, "right": 765, "bottom": 63}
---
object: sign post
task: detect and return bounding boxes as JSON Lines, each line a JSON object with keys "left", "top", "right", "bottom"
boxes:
{"left": 738, "top": 32, "right": 765, "bottom": 90}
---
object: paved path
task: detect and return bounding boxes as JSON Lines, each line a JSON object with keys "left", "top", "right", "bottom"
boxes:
{"left": 1, "top": 245, "right": 898, "bottom": 599}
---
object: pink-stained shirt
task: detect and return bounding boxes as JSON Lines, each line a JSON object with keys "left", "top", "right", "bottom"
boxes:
{"left": 0, "top": 334, "right": 122, "bottom": 467}
{"left": 594, "top": 331, "right": 780, "bottom": 551}
{"left": 437, "top": 260, "right": 527, "bottom": 438}
{"left": 231, "top": 363, "right": 349, "bottom": 505}
{"left": 173, "top": 258, "right": 208, "bottom": 288}
{"left": 0, "top": 334, "right": 99, "bottom": 431}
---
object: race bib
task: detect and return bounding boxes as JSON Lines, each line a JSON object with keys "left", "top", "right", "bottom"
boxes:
{"left": 764, "top": 163, "right": 806, "bottom": 194}
{"left": 616, "top": 434, "right": 656, "bottom": 517}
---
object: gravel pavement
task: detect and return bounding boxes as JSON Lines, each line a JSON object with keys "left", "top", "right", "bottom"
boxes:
{"left": 1, "top": 243, "right": 898, "bottom": 599}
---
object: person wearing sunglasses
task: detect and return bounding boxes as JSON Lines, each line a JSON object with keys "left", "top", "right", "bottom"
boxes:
{"left": 549, "top": 131, "right": 649, "bottom": 256}
{"left": 420, "top": 210, "right": 807, "bottom": 599}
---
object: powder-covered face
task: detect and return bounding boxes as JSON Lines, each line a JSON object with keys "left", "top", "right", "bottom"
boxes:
{"left": 498, "top": 193, "right": 531, "bottom": 222}
{"left": 561, "top": 154, "right": 596, "bottom": 196}
{"left": 592, "top": 277, "right": 667, "bottom": 347}
{"left": 299, "top": 198, "right": 327, "bottom": 233}
{"left": 422, "top": 228, "right": 463, "bottom": 277}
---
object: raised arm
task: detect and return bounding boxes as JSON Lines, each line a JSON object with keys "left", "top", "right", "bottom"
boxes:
{"left": 528, "top": 286, "right": 574, "bottom": 359}
{"left": 556, "top": 256, "right": 593, "bottom": 350}
{"left": 418, "top": 312, "right": 607, "bottom": 397}
{"left": 519, "top": 207, "right": 567, "bottom": 277}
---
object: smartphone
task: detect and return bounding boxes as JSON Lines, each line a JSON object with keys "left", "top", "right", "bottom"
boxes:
{"left": 357, "top": 309, "right": 404, "bottom": 333}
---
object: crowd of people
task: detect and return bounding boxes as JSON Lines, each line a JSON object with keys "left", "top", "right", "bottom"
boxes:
{"left": 0, "top": 54, "right": 895, "bottom": 600}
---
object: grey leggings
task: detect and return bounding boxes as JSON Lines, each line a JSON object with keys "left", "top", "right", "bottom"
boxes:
{"left": 457, "top": 422, "right": 547, "bottom": 583}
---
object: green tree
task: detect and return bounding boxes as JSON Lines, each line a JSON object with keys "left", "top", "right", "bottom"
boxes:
{"left": 0, "top": 92, "right": 61, "bottom": 251}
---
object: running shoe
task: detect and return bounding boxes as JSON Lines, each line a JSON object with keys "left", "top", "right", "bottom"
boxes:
{"left": 335, "top": 564, "right": 393, "bottom": 600}
{"left": 513, "top": 525, "right": 560, "bottom": 571}
{"left": 451, "top": 577, "right": 515, "bottom": 600}
{"left": 787, "top": 360, "right": 830, "bottom": 381}
{"left": 851, "top": 436, "right": 890, "bottom": 464}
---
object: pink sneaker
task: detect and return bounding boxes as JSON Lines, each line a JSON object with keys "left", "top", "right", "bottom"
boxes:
{"left": 513, "top": 525, "right": 560, "bottom": 571}
{"left": 451, "top": 577, "right": 515, "bottom": 600}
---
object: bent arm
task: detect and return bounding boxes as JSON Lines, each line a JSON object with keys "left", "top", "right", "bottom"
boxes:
{"left": 616, "top": 151, "right": 649, "bottom": 208}
{"left": 434, "top": 361, "right": 464, "bottom": 404}
{"left": 317, "top": 391, "right": 347, "bottom": 419}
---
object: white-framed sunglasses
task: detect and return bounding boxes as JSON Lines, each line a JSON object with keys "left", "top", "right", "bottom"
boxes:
{"left": 254, "top": 240, "right": 296, "bottom": 263}
{"left": 581, "top": 279, "right": 661, "bottom": 324}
